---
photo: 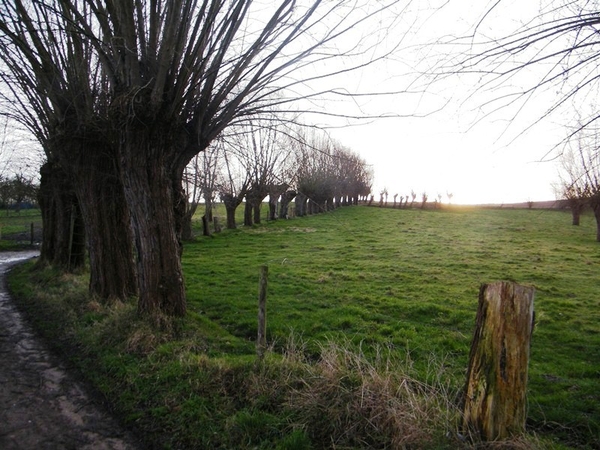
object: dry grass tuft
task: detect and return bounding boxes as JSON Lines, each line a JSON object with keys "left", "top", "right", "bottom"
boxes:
{"left": 278, "top": 338, "right": 464, "bottom": 449}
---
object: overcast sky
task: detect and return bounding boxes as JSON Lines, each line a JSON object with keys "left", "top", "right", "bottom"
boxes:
{"left": 325, "top": 0, "right": 569, "bottom": 205}
{"left": 0, "top": 1, "right": 576, "bottom": 205}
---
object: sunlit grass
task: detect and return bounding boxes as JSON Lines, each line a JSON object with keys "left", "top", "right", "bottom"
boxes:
{"left": 8, "top": 204, "right": 599, "bottom": 449}
{"left": 183, "top": 205, "right": 600, "bottom": 446}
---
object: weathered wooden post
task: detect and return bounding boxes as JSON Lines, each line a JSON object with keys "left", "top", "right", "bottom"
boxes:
{"left": 30, "top": 222, "right": 34, "bottom": 245}
{"left": 463, "top": 282, "right": 535, "bottom": 441}
{"left": 257, "top": 265, "right": 268, "bottom": 360}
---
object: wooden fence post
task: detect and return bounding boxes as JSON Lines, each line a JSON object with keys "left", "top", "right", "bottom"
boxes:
{"left": 257, "top": 265, "right": 268, "bottom": 360}
{"left": 463, "top": 281, "right": 535, "bottom": 441}
{"left": 30, "top": 222, "right": 34, "bottom": 245}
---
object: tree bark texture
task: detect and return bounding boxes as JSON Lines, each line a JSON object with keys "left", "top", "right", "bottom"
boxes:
{"left": 202, "top": 215, "right": 211, "bottom": 236}
{"left": 225, "top": 207, "right": 237, "bottom": 229}
{"left": 252, "top": 199, "right": 263, "bottom": 224}
{"left": 70, "top": 145, "right": 138, "bottom": 301}
{"left": 221, "top": 193, "right": 243, "bottom": 229}
{"left": 463, "top": 282, "right": 535, "bottom": 441}
{"left": 268, "top": 197, "right": 278, "bottom": 221}
{"left": 181, "top": 201, "right": 199, "bottom": 241}
{"left": 591, "top": 200, "right": 600, "bottom": 242}
{"left": 120, "top": 131, "right": 187, "bottom": 317}
{"left": 38, "top": 162, "right": 86, "bottom": 271}
{"left": 568, "top": 198, "right": 584, "bottom": 226}
{"left": 244, "top": 201, "right": 253, "bottom": 227}
{"left": 295, "top": 192, "right": 307, "bottom": 216}
{"left": 279, "top": 190, "right": 296, "bottom": 219}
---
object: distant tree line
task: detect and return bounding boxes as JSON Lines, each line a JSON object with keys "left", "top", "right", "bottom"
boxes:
{"left": 0, "top": 173, "right": 38, "bottom": 212}
{"left": 372, "top": 189, "right": 452, "bottom": 209}
{"left": 188, "top": 124, "right": 373, "bottom": 234}
{"left": 556, "top": 126, "right": 600, "bottom": 241}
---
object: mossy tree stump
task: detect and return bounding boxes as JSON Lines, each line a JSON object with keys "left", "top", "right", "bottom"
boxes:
{"left": 463, "top": 282, "right": 535, "bottom": 441}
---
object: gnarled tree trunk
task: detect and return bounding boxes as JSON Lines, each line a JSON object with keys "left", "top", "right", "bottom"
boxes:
{"left": 295, "top": 192, "right": 307, "bottom": 217}
{"left": 591, "top": 198, "right": 600, "bottom": 242}
{"left": 222, "top": 192, "right": 244, "bottom": 229}
{"left": 120, "top": 130, "right": 186, "bottom": 317}
{"left": 567, "top": 197, "right": 584, "bottom": 226}
{"left": 38, "top": 161, "right": 86, "bottom": 271}
{"left": 244, "top": 200, "right": 253, "bottom": 227}
{"left": 279, "top": 190, "right": 296, "bottom": 219}
{"left": 70, "top": 143, "right": 138, "bottom": 301}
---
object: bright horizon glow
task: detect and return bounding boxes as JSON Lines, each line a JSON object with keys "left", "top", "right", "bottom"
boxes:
{"left": 323, "top": 1, "right": 567, "bottom": 206}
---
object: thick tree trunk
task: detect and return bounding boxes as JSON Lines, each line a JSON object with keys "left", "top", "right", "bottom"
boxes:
{"left": 279, "top": 190, "right": 296, "bottom": 219}
{"left": 120, "top": 135, "right": 186, "bottom": 317}
{"left": 181, "top": 201, "right": 198, "bottom": 241}
{"left": 463, "top": 282, "right": 535, "bottom": 441}
{"left": 268, "top": 197, "right": 278, "bottom": 220}
{"left": 202, "top": 215, "right": 211, "bottom": 236}
{"left": 253, "top": 200, "right": 263, "bottom": 224}
{"left": 182, "top": 215, "right": 193, "bottom": 240}
{"left": 71, "top": 148, "right": 138, "bottom": 301}
{"left": 221, "top": 193, "right": 243, "bottom": 229}
{"left": 592, "top": 202, "right": 600, "bottom": 242}
{"left": 204, "top": 197, "right": 213, "bottom": 222}
{"left": 38, "top": 162, "right": 85, "bottom": 271}
{"left": 568, "top": 198, "right": 583, "bottom": 226}
{"left": 572, "top": 209, "right": 581, "bottom": 226}
{"left": 295, "top": 192, "right": 307, "bottom": 217}
{"left": 244, "top": 201, "right": 253, "bottom": 226}
{"left": 225, "top": 206, "right": 237, "bottom": 229}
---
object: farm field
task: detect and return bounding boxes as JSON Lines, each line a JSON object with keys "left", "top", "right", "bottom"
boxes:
{"left": 8, "top": 205, "right": 600, "bottom": 449}
{"left": 0, "top": 209, "right": 42, "bottom": 249}
{"left": 184, "top": 205, "right": 600, "bottom": 446}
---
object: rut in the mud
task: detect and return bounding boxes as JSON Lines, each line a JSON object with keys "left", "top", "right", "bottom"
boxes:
{"left": 0, "top": 252, "right": 142, "bottom": 450}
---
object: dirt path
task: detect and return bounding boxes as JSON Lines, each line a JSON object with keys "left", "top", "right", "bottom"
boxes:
{"left": 0, "top": 252, "right": 142, "bottom": 450}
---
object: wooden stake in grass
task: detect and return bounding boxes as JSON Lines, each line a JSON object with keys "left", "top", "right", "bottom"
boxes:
{"left": 463, "top": 281, "right": 535, "bottom": 441}
{"left": 257, "top": 265, "right": 268, "bottom": 360}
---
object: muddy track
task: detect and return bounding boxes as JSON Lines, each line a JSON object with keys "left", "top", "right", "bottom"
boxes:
{"left": 0, "top": 252, "right": 143, "bottom": 450}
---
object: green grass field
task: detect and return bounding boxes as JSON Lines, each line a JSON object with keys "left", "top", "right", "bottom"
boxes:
{"left": 185, "top": 206, "right": 600, "bottom": 443}
{"left": 0, "top": 209, "right": 41, "bottom": 249}
{"left": 8, "top": 205, "right": 600, "bottom": 449}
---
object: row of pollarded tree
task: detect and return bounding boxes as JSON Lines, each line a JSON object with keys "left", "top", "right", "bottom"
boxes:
{"left": 186, "top": 124, "right": 373, "bottom": 233}
{"left": 556, "top": 127, "right": 600, "bottom": 241}
{"left": 0, "top": 1, "right": 400, "bottom": 317}
{"left": 372, "top": 190, "right": 454, "bottom": 209}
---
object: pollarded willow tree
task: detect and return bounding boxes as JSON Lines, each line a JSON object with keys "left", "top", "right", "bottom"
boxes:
{"left": 292, "top": 129, "right": 372, "bottom": 216}
{"left": 0, "top": 0, "right": 410, "bottom": 316}
{"left": 0, "top": 1, "right": 138, "bottom": 298}
{"left": 236, "top": 121, "right": 293, "bottom": 226}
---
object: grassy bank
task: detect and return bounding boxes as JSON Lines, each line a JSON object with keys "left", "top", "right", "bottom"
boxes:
{"left": 8, "top": 205, "right": 600, "bottom": 449}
